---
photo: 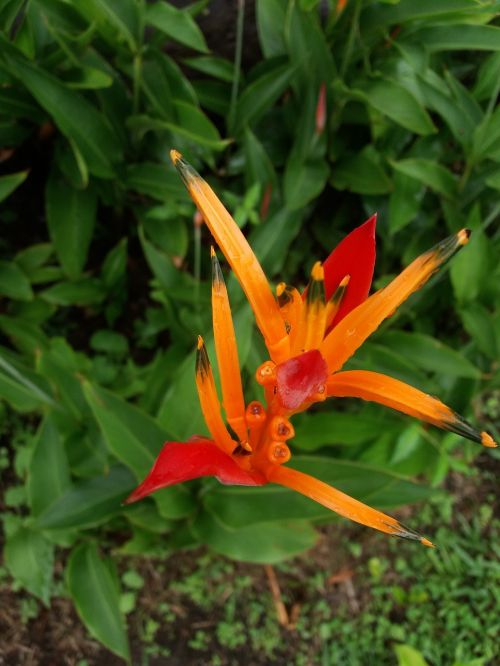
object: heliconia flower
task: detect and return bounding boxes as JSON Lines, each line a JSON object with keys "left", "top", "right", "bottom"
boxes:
{"left": 126, "top": 150, "right": 497, "bottom": 547}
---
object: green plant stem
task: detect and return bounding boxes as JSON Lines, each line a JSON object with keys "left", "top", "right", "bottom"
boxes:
{"left": 228, "top": 0, "right": 245, "bottom": 133}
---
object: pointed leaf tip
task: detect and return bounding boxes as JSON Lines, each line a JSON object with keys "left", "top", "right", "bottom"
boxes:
{"left": 323, "top": 215, "right": 377, "bottom": 330}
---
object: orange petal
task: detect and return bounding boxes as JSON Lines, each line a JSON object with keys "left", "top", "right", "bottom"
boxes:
{"left": 195, "top": 336, "right": 237, "bottom": 455}
{"left": 277, "top": 283, "right": 303, "bottom": 348}
{"left": 320, "top": 229, "right": 471, "bottom": 372}
{"left": 292, "top": 262, "right": 327, "bottom": 354}
{"left": 171, "top": 150, "right": 289, "bottom": 363}
{"left": 327, "top": 370, "right": 497, "bottom": 447}
{"left": 211, "top": 248, "right": 248, "bottom": 444}
{"left": 268, "top": 465, "right": 432, "bottom": 545}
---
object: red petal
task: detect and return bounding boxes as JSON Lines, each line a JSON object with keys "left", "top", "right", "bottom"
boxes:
{"left": 276, "top": 350, "right": 328, "bottom": 411}
{"left": 323, "top": 215, "right": 377, "bottom": 330}
{"left": 125, "top": 437, "right": 266, "bottom": 503}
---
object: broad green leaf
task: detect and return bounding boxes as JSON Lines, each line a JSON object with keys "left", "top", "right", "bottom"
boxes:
{"left": 192, "top": 511, "right": 318, "bottom": 563}
{"left": 284, "top": 3, "right": 334, "bottom": 87}
{"left": 0, "top": 349, "right": 54, "bottom": 410}
{"left": 83, "top": 381, "right": 169, "bottom": 477}
{"left": 0, "top": 39, "right": 122, "bottom": 178}
{"left": 233, "top": 62, "right": 296, "bottom": 134}
{"left": 182, "top": 55, "right": 234, "bottom": 82}
{"left": 256, "top": 0, "right": 287, "bottom": 58}
{"left": 417, "top": 25, "right": 500, "bottom": 52}
{"left": 0, "top": 260, "right": 33, "bottom": 301}
{"left": 28, "top": 414, "right": 71, "bottom": 517}
{"left": 83, "top": 381, "right": 194, "bottom": 519}
{"left": 450, "top": 218, "right": 489, "bottom": 304}
{"left": 146, "top": 1, "right": 208, "bottom": 53}
{"left": 128, "top": 104, "right": 228, "bottom": 150}
{"left": 388, "top": 172, "right": 424, "bottom": 234}
{"left": 243, "top": 127, "right": 277, "bottom": 190}
{"left": 460, "top": 304, "right": 498, "bottom": 359}
{"left": 332, "top": 147, "right": 392, "bottom": 195}
{"left": 362, "top": 0, "right": 484, "bottom": 30}
{"left": 67, "top": 542, "right": 130, "bottom": 661}
{"left": 360, "top": 79, "right": 436, "bottom": 135}
{"left": 15, "top": 243, "right": 53, "bottom": 275}
{"left": 0, "top": 315, "right": 49, "bottom": 355}
{"left": 5, "top": 527, "right": 54, "bottom": 605}
{"left": 203, "top": 456, "right": 432, "bottom": 530}
{"left": 73, "top": 0, "right": 138, "bottom": 49}
{"left": 125, "top": 162, "right": 184, "bottom": 200}
{"left": 473, "top": 52, "right": 500, "bottom": 101}
{"left": 0, "top": 169, "right": 29, "bottom": 202}
{"left": 378, "top": 331, "right": 481, "bottom": 379}
{"left": 394, "top": 644, "right": 429, "bottom": 666}
{"left": 247, "top": 207, "right": 303, "bottom": 277}
{"left": 472, "top": 106, "right": 500, "bottom": 162}
{"left": 284, "top": 158, "right": 329, "bottom": 211}
{"left": 293, "top": 409, "right": 401, "bottom": 449}
{"left": 390, "top": 158, "right": 457, "bottom": 198}
{"left": 41, "top": 279, "right": 105, "bottom": 306}
{"left": 102, "top": 238, "right": 127, "bottom": 288}
{"left": 90, "top": 330, "right": 129, "bottom": 355}
{"left": 35, "top": 465, "right": 135, "bottom": 530}
{"left": 46, "top": 170, "right": 97, "bottom": 278}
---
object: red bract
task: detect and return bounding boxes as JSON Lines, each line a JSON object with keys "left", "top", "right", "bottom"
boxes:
{"left": 125, "top": 438, "right": 265, "bottom": 504}
{"left": 322, "top": 214, "right": 376, "bottom": 329}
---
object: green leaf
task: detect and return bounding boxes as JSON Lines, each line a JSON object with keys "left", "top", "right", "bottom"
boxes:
{"left": 243, "top": 127, "right": 276, "bottom": 190}
{"left": 360, "top": 78, "right": 436, "bottom": 135}
{"left": 460, "top": 304, "right": 498, "bottom": 359}
{"left": 146, "top": 2, "right": 208, "bottom": 53}
{"left": 394, "top": 644, "right": 430, "bottom": 666}
{"left": 284, "top": 158, "right": 329, "bottom": 211}
{"left": 128, "top": 103, "right": 228, "bottom": 150}
{"left": 0, "top": 349, "right": 54, "bottom": 411}
{"left": 390, "top": 158, "right": 457, "bottom": 198}
{"left": 5, "top": 527, "right": 54, "bottom": 605}
{"left": 73, "top": 0, "right": 138, "bottom": 49}
{"left": 450, "top": 218, "right": 489, "bottom": 304}
{"left": 35, "top": 465, "right": 135, "bottom": 530}
{"left": 233, "top": 62, "right": 296, "bottom": 134}
{"left": 472, "top": 107, "right": 500, "bottom": 162}
{"left": 362, "top": 0, "right": 483, "bottom": 30}
{"left": 293, "top": 409, "right": 401, "bottom": 450}
{"left": 28, "top": 414, "right": 71, "bottom": 517}
{"left": 182, "top": 55, "right": 234, "bottom": 82}
{"left": 256, "top": 0, "right": 287, "bottom": 58}
{"left": 0, "top": 39, "right": 122, "bottom": 178}
{"left": 67, "top": 542, "right": 130, "bottom": 661}
{"left": 378, "top": 332, "right": 481, "bottom": 379}
{"left": 46, "top": 170, "right": 97, "bottom": 278}
{"left": 388, "top": 172, "right": 424, "bottom": 234}
{"left": 192, "top": 512, "right": 318, "bottom": 564}
{"left": 203, "top": 456, "right": 432, "bottom": 531}
{"left": 90, "top": 330, "right": 129, "bottom": 355}
{"left": 0, "top": 169, "right": 29, "bottom": 203}
{"left": 0, "top": 260, "right": 33, "bottom": 301}
{"left": 332, "top": 147, "right": 392, "bottom": 195}
{"left": 416, "top": 25, "right": 500, "bottom": 52}
{"left": 125, "top": 162, "right": 184, "bottom": 200}
{"left": 83, "top": 381, "right": 194, "bottom": 519}
{"left": 41, "top": 279, "right": 105, "bottom": 306}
